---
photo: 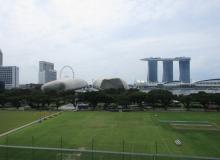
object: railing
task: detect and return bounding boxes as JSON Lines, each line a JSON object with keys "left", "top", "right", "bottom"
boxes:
{"left": 0, "top": 144, "right": 220, "bottom": 160}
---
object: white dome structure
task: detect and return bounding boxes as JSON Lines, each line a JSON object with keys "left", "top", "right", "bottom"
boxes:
{"left": 41, "top": 79, "right": 88, "bottom": 92}
{"left": 93, "top": 78, "right": 129, "bottom": 90}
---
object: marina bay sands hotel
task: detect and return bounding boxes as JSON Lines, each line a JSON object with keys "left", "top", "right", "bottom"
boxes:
{"left": 141, "top": 57, "right": 191, "bottom": 83}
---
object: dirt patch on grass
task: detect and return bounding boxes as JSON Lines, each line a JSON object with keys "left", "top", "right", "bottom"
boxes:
{"left": 170, "top": 123, "right": 220, "bottom": 131}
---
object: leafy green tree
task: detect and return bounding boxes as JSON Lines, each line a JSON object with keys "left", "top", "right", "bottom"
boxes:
{"left": 8, "top": 96, "right": 22, "bottom": 109}
{"left": 213, "top": 93, "right": 220, "bottom": 112}
{"left": 192, "top": 92, "right": 210, "bottom": 111}
{"left": 54, "top": 97, "right": 63, "bottom": 110}
{"left": 208, "top": 93, "right": 220, "bottom": 111}
{"left": 96, "top": 91, "right": 115, "bottom": 110}
{"left": 178, "top": 95, "right": 192, "bottom": 111}
{"left": 66, "top": 94, "right": 76, "bottom": 107}
{"left": 103, "top": 89, "right": 126, "bottom": 95}
{"left": 83, "top": 91, "right": 100, "bottom": 110}
{"left": 27, "top": 90, "right": 46, "bottom": 109}
{"left": 117, "top": 94, "right": 129, "bottom": 109}
{"left": 128, "top": 91, "right": 146, "bottom": 110}
{"left": 0, "top": 94, "right": 6, "bottom": 107}
{"left": 147, "top": 91, "right": 158, "bottom": 110}
{"left": 147, "top": 89, "right": 173, "bottom": 110}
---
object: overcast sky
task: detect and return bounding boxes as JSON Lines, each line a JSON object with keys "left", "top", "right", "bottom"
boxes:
{"left": 1, "top": 0, "right": 220, "bottom": 84}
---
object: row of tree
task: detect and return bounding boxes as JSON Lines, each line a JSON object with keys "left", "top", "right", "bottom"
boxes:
{"left": 0, "top": 88, "right": 220, "bottom": 111}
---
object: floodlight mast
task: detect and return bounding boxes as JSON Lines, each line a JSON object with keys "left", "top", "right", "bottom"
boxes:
{"left": 60, "top": 65, "right": 74, "bottom": 80}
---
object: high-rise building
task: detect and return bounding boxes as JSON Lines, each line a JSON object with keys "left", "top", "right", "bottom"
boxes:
{"left": 0, "top": 49, "right": 3, "bottom": 66}
{"left": 147, "top": 59, "right": 158, "bottom": 83}
{"left": 162, "top": 60, "right": 173, "bottom": 83}
{"left": 179, "top": 58, "right": 191, "bottom": 83}
{"left": 39, "top": 61, "right": 57, "bottom": 84}
{"left": 0, "top": 81, "right": 5, "bottom": 91}
{"left": 141, "top": 57, "right": 191, "bottom": 84}
{"left": 0, "top": 66, "right": 19, "bottom": 89}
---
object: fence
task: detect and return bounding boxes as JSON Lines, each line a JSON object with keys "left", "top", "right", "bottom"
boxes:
{"left": 0, "top": 136, "right": 220, "bottom": 160}
{"left": 1, "top": 144, "right": 220, "bottom": 160}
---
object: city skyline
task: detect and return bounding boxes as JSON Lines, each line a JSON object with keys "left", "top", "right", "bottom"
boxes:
{"left": 0, "top": 0, "right": 220, "bottom": 84}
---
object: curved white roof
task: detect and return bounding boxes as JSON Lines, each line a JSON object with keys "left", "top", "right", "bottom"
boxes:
{"left": 93, "top": 78, "right": 129, "bottom": 90}
{"left": 41, "top": 78, "right": 88, "bottom": 92}
{"left": 163, "top": 81, "right": 182, "bottom": 86}
{"left": 193, "top": 79, "right": 220, "bottom": 87}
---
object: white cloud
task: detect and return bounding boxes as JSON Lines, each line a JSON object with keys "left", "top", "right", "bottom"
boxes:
{"left": 0, "top": 0, "right": 220, "bottom": 83}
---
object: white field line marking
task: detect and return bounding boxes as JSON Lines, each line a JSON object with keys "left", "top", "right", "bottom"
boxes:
{"left": 151, "top": 115, "right": 172, "bottom": 154}
{"left": 159, "top": 120, "right": 209, "bottom": 124}
{"left": 0, "top": 112, "right": 61, "bottom": 137}
{"left": 171, "top": 123, "right": 213, "bottom": 127}
{"left": 0, "top": 145, "right": 220, "bottom": 160}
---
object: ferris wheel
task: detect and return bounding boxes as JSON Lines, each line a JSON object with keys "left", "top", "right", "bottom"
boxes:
{"left": 59, "top": 65, "right": 74, "bottom": 80}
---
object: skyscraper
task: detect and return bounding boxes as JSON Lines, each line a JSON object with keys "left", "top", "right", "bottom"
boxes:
{"left": 162, "top": 60, "right": 173, "bottom": 83}
{"left": 179, "top": 58, "right": 191, "bottom": 83}
{"left": 0, "top": 49, "right": 3, "bottom": 66}
{"left": 147, "top": 59, "right": 158, "bottom": 83}
{"left": 0, "top": 66, "right": 19, "bottom": 89}
{"left": 141, "top": 57, "right": 191, "bottom": 84}
{"left": 39, "top": 61, "right": 57, "bottom": 84}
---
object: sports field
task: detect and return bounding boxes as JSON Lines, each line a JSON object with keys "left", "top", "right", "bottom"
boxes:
{"left": 0, "top": 111, "right": 53, "bottom": 134}
{"left": 0, "top": 111, "right": 220, "bottom": 159}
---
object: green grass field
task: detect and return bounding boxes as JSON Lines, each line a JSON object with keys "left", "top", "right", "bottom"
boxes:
{"left": 0, "top": 111, "right": 53, "bottom": 134}
{"left": 0, "top": 111, "right": 220, "bottom": 159}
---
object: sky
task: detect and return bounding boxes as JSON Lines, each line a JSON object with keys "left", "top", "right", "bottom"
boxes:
{"left": 0, "top": 0, "right": 220, "bottom": 84}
